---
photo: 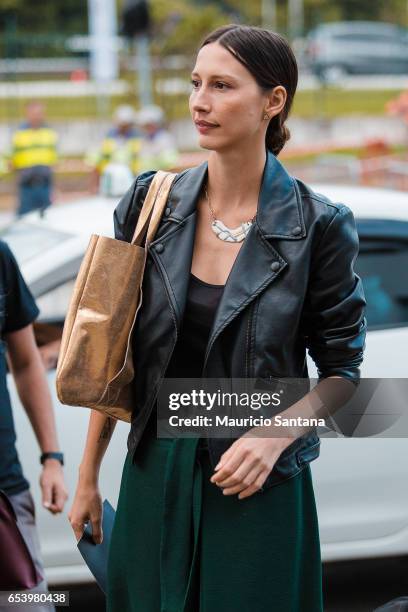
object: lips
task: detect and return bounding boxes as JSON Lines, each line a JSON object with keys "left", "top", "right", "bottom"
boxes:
{"left": 195, "top": 120, "right": 219, "bottom": 127}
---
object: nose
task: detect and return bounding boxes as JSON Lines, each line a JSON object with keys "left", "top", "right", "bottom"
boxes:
{"left": 190, "top": 84, "right": 211, "bottom": 114}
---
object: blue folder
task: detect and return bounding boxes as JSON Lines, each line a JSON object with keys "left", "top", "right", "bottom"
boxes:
{"left": 77, "top": 499, "right": 115, "bottom": 594}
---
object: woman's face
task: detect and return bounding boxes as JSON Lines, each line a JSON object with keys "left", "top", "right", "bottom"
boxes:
{"left": 189, "top": 42, "right": 284, "bottom": 153}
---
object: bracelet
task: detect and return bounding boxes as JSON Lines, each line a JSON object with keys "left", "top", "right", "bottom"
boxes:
{"left": 40, "top": 452, "right": 64, "bottom": 466}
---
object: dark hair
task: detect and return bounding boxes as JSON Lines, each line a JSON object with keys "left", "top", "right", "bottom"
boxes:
{"left": 199, "top": 24, "right": 298, "bottom": 156}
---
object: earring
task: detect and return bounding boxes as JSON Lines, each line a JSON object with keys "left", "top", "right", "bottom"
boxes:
{"left": 263, "top": 113, "right": 270, "bottom": 120}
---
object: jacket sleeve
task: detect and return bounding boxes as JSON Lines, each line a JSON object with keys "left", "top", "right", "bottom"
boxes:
{"left": 302, "top": 204, "right": 367, "bottom": 384}
{"left": 113, "top": 170, "right": 156, "bottom": 242}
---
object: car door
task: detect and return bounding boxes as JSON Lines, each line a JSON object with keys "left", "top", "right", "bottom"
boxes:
{"left": 310, "top": 219, "right": 408, "bottom": 561}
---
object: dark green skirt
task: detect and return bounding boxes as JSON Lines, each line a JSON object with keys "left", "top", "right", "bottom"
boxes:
{"left": 106, "top": 418, "right": 323, "bottom": 612}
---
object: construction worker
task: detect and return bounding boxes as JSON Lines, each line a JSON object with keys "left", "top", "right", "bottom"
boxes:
{"left": 90, "top": 105, "right": 143, "bottom": 179}
{"left": 136, "top": 105, "right": 179, "bottom": 173}
{"left": 10, "top": 101, "right": 58, "bottom": 217}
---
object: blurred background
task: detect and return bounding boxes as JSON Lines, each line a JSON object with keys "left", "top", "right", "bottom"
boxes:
{"left": 0, "top": 0, "right": 407, "bottom": 215}
{"left": 1, "top": 2, "right": 408, "bottom": 611}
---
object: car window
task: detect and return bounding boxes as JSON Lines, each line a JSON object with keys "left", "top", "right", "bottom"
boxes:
{"left": 0, "top": 222, "right": 73, "bottom": 264}
{"left": 355, "top": 241, "right": 408, "bottom": 330}
{"left": 36, "top": 278, "right": 76, "bottom": 321}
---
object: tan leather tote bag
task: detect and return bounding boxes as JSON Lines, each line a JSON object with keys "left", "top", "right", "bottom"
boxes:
{"left": 56, "top": 171, "right": 177, "bottom": 422}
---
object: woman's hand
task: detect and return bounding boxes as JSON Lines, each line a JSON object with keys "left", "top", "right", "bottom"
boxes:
{"left": 210, "top": 427, "right": 294, "bottom": 500}
{"left": 68, "top": 478, "right": 103, "bottom": 544}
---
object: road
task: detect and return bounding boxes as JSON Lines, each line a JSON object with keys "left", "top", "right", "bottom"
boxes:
{"left": 55, "top": 556, "right": 408, "bottom": 612}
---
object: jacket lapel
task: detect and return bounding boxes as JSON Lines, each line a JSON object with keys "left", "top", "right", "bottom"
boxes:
{"left": 148, "top": 163, "right": 206, "bottom": 325}
{"left": 148, "top": 150, "right": 307, "bottom": 363}
{"left": 203, "top": 223, "right": 287, "bottom": 367}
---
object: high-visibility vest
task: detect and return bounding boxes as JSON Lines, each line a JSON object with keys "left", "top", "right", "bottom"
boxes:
{"left": 12, "top": 125, "right": 58, "bottom": 170}
{"left": 137, "top": 129, "right": 179, "bottom": 174}
{"left": 97, "top": 135, "right": 142, "bottom": 176}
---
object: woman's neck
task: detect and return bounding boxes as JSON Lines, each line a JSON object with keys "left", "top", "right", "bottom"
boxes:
{"left": 206, "top": 146, "right": 267, "bottom": 214}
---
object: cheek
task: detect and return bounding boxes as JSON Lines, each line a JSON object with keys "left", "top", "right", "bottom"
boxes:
{"left": 226, "top": 96, "right": 261, "bottom": 134}
{"left": 243, "top": 92, "right": 263, "bottom": 121}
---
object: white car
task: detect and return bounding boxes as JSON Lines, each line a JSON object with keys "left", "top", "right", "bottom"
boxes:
{"left": 1, "top": 183, "right": 408, "bottom": 585}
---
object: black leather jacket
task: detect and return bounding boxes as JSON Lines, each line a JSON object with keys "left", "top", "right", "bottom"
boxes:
{"left": 114, "top": 150, "right": 367, "bottom": 491}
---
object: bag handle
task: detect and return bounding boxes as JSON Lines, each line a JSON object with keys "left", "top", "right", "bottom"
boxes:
{"left": 145, "top": 173, "right": 178, "bottom": 246}
{"left": 131, "top": 171, "right": 177, "bottom": 247}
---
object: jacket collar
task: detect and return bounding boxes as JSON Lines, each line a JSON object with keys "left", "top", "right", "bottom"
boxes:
{"left": 148, "top": 150, "right": 306, "bottom": 371}
{"left": 157, "top": 149, "right": 306, "bottom": 240}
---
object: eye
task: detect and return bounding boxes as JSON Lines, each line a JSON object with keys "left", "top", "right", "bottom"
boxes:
{"left": 214, "top": 82, "right": 229, "bottom": 90}
{"left": 190, "top": 79, "right": 200, "bottom": 89}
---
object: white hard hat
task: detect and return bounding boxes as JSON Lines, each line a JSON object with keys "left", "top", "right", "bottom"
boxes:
{"left": 114, "top": 105, "right": 137, "bottom": 125}
{"left": 136, "top": 105, "right": 165, "bottom": 126}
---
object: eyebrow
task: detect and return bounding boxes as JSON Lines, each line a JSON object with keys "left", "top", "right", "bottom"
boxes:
{"left": 191, "top": 71, "right": 238, "bottom": 82}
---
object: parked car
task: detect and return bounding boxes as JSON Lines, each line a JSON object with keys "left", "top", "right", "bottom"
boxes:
{"left": 1, "top": 182, "right": 408, "bottom": 584}
{"left": 306, "top": 21, "right": 408, "bottom": 83}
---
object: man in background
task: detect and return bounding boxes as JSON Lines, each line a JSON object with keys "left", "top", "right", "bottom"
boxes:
{"left": 10, "top": 101, "right": 58, "bottom": 218}
{"left": 89, "top": 104, "right": 142, "bottom": 181}
{"left": 136, "top": 104, "right": 179, "bottom": 173}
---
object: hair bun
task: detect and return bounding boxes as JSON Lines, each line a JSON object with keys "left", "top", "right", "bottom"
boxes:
{"left": 266, "top": 117, "right": 290, "bottom": 156}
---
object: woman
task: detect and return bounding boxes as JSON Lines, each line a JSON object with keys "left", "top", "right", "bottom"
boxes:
{"left": 69, "top": 25, "right": 366, "bottom": 611}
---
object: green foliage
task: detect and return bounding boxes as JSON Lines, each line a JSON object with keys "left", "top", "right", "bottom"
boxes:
{"left": 338, "top": 0, "right": 390, "bottom": 21}
{"left": 304, "top": 0, "right": 408, "bottom": 29}
{"left": 150, "top": 0, "right": 227, "bottom": 55}
{"left": 0, "top": 0, "right": 87, "bottom": 34}
{"left": 0, "top": 0, "right": 407, "bottom": 58}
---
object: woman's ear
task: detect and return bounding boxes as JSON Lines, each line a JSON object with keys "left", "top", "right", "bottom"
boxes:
{"left": 264, "top": 86, "right": 287, "bottom": 119}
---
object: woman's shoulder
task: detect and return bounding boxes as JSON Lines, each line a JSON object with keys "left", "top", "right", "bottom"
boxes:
{"left": 136, "top": 169, "right": 157, "bottom": 187}
{"left": 113, "top": 168, "right": 187, "bottom": 242}
{"left": 295, "top": 177, "right": 352, "bottom": 215}
{"left": 113, "top": 171, "right": 156, "bottom": 242}
{"left": 0, "top": 239, "right": 12, "bottom": 257}
{"left": 0, "top": 239, "right": 18, "bottom": 272}
{"left": 294, "top": 177, "right": 356, "bottom": 236}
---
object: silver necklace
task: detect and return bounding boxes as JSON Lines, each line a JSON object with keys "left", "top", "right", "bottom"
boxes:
{"left": 204, "top": 185, "right": 256, "bottom": 243}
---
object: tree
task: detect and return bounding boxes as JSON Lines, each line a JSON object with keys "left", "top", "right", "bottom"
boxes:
{"left": 1, "top": 0, "right": 407, "bottom": 57}
{"left": 149, "top": 0, "right": 228, "bottom": 55}
{"left": 0, "top": 0, "right": 87, "bottom": 34}
{"left": 338, "top": 0, "right": 385, "bottom": 20}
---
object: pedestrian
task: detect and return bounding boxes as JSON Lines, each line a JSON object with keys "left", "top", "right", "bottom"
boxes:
{"left": 89, "top": 105, "right": 142, "bottom": 179}
{"left": 10, "top": 101, "right": 58, "bottom": 218}
{"left": 68, "top": 24, "right": 366, "bottom": 611}
{"left": 135, "top": 104, "right": 179, "bottom": 172}
{"left": 0, "top": 239, "right": 68, "bottom": 612}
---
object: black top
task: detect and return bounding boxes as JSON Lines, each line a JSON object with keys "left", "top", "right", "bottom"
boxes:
{"left": 165, "top": 273, "right": 225, "bottom": 379}
{"left": 146, "top": 273, "right": 224, "bottom": 438}
{"left": 0, "top": 240, "right": 40, "bottom": 496}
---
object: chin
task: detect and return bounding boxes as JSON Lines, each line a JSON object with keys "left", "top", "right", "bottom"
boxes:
{"left": 197, "top": 135, "right": 234, "bottom": 153}
{"left": 197, "top": 137, "right": 217, "bottom": 152}
{"left": 199, "top": 141, "right": 216, "bottom": 152}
